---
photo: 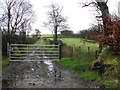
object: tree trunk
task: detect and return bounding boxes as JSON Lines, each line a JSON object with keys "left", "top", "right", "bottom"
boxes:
{"left": 96, "top": 1, "right": 120, "bottom": 55}
{"left": 8, "top": 8, "right": 11, "bottom": 43}
{"left": 54, "top": 26, "right": 58, "bottom": 45}
{"left": 96, "top": 2, "right": 110, "bottom": 36}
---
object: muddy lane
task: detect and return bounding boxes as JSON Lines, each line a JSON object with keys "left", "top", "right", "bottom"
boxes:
{"left": 2, "top": 59, "right": 97, "bottom": 88}
{"left": 2, "top": 47, "right": 97, "bottom": 88}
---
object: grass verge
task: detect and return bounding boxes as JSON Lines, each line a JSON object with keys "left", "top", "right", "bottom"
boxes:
{"left": 2, "top": 57, "right": 10, "bottom": 67}
{"left": 59, "top": 57, "right": 119, "bottom": 88}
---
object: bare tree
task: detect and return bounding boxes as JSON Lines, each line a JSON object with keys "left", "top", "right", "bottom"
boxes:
{"left": 0, "top": 0, "right": 34, "bottom": 42}
{"left": 81, "top": 0, "right": 110, "bottom": 36}
{"left": 44, "top": 3, "right": 69, "bottom": 44}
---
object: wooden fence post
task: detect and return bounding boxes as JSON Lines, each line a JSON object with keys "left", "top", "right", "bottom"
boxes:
{"left": 79, "top": 46, "right": 81, "bottom": 49}
{"left": 88, "top": 47, "right": 90, "bottom": 54}
{"left": 79, "top": 46, "right": 81, "bottom": 53}
{"left": 95, "top": 50, "right": 98, "bottom": 59}
{"left": 73, "top": 44, "right": 75, "bottom": 55}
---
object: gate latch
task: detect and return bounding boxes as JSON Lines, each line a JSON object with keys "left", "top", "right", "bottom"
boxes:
{"left": 8, "top": 47, "right": 13, "bottom": 52}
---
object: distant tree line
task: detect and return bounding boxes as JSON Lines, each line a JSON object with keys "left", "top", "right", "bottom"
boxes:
{"left": 77, "top": 25, "right": 102, "bottom": 40}
{"left": 60, "top": 30, "right": 74, "bottom": 37}
{"left": 60, "top": 25, "right": 102, "bottom": 40}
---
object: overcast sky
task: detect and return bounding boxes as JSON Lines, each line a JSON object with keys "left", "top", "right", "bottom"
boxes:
{"left": 27, "top": 0, "right": 120, "bottom": 34}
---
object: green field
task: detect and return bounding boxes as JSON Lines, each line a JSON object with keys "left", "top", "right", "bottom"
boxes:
{"left": 44, "top": 37, "right": 99, "bottom": 52}
{"left": 61, "top": 38, "right": 99, "bottom": 52}
{"left": 41, "top": 34, "right": 53, "bottom": 38}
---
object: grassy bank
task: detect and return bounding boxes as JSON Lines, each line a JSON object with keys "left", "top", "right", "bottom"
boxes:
{"left": 58, "top": 56, "right": 101, "bottom": 81}
{"left": 59, "top": 56, "right": 119, "bottom": 88}
{"left": 57, "top": 37, "right": 119, "bottom": 88}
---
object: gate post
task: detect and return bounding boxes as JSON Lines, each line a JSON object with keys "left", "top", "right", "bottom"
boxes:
{"left": 27, "top": 44, "right": 28, "bottom": 60}
{"left": 59, "top": 44, "right": 61, "bottom": 60}
{"left": 42, "top": 45, "right": 44, "bottom": 61}
{"left": 7, "top": 43, "right": 10, "bottom": 58}
{"left": 0, "top": 29, "right": 1, "bottom": 90}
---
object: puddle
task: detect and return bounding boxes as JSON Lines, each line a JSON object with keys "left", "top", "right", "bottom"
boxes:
{"left": 31, "top": 68, "right": 35, "bottom": 71}
{"left": 42, "top": 56, "right": 55, "bottom": 80}
{"left": 42, "top": 56, "right": 63, "bottom": 84}
{"left": 43, "top": 56, "right": 54, "bottom": 71}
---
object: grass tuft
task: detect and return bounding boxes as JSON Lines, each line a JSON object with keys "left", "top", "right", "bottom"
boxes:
{"left": 80, "top": 71, "right": 101, "bottom": 82}
{"left": 2, "top": 57, "right": 10, "bottom": 67}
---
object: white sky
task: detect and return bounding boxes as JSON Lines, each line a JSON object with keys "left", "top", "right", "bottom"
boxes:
{"left": 23, "top": 0, "right": 120, "bottom": 34}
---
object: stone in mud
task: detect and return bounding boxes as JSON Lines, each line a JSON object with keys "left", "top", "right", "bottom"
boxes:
{"left": 28, "top": 82, "right": 36, "bottom": 85}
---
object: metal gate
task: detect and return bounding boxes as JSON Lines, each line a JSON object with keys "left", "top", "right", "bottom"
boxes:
{"left": 7, "top": 43, "right": 60, "bottom": 61}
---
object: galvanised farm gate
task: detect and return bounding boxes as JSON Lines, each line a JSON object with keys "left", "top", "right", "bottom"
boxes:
{"left": 7, "top": 43, "right": 60, "bottom": 61}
